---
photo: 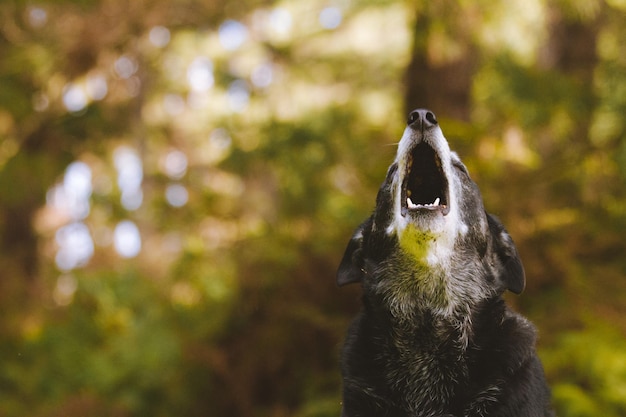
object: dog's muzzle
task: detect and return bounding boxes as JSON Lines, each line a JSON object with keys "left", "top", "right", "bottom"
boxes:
{"left": 400, "top": 109, "right": 450, "bottom": 217}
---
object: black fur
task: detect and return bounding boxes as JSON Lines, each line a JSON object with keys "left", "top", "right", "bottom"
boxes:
{"left": 337, "top": 110, "right": 553, "bottom": 417}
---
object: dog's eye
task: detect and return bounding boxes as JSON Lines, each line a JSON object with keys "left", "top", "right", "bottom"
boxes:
{"left": 453, "top": 160, "right": 470, "bottom": 178}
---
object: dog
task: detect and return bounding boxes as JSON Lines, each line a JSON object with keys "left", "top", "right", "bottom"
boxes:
{"left": 337, "top": 109, "right": 553, "bottom": 417}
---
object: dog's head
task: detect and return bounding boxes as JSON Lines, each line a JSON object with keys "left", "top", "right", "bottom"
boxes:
{"left": 338, "top": 110, "right": 524, "bottom": 314}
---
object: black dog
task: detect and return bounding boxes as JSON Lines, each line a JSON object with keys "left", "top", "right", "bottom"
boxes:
{"left": 337, "top": 110, "right": 553, "bottom": 417}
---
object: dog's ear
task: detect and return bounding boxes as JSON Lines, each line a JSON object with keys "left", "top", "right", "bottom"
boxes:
{"left": 337, "top": 221, "right": 368, "bottom": 286}
{"left": 487, "top": 214, "right": 525, "bottom": 294}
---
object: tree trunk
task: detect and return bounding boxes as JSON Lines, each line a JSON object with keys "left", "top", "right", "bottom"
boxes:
{"left": 404, "top": 5, "right": 475, "bottom": 121}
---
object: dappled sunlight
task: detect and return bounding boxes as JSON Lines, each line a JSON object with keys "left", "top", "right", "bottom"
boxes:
{"left": 114, "top": 146, "right": 143, "bottom": 211}
{"left": 55, "top": 222, "right": 94, "bottom": 270}
{"left": 148, "top": 25, "right": 171, "bottom": 48}
{"left": 53, "top": 274, "right": 78, "bottom": 306}
{"left": 62, "top": 83, "right": 89, "bottom": 113}
{"left": 218, "top": 19, "right": 249, "bottom": 51}
{"left": 1, "top": 0, "right": 626, "bottom": 415}
{"left": 319, "top": 6, "right": 343, "bottom": 30}
{"left": 165, "top": 183, "right": 189, "bottom": 207}
{"left": 502, "top": 126, "right": 540, "bottom": 167}
{"left": 113, "top": 220, "right": 142, "bottom": 258}
{"left": 478, "top": 0, "right": 546, "bottom": 65}
{"left": 186, "top": 56, "right": 214, "bottom": 92}
{"left": 161, "top": 149, "right": 188, "bottom": 179}
{"left": 26, "top": 6, "right": 47, "bottom": 29}
{"left": 49, "top": 161, "right": 92, "bottom": 221}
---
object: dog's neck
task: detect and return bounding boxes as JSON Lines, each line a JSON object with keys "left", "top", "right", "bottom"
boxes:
{"left": 365, "top": 255, "right": 507, "bottom": 355}
{"left": 370, "top": 251, "right": 490, "bottom": 316}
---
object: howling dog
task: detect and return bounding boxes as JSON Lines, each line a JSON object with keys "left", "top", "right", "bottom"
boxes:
{"left": 337, "top": 110, "right": 553, "bottom": 417}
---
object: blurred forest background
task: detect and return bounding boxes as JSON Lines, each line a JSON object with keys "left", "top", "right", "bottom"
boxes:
{"left": 1, "top": 0, "right": 625, "bottom": 416}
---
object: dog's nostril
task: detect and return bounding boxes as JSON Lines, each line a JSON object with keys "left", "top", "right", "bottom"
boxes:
{"left": 425, "top": 111, "right": 437, "bottom": 126}
{"left": 407, "top": 109, "right": 438, "bottom": 128}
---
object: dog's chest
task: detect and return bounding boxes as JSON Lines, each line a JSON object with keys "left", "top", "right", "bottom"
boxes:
{"left": 384, "top": 321, "right": 469, "bottom": 413}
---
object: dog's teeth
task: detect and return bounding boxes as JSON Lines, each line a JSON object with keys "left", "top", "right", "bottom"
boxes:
{"left": 407, "top": 197, "right": 444, "bottom": 210}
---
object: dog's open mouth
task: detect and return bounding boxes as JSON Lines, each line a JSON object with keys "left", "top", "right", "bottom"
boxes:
{"left": 401, "top": 142, "right": 450, "bottom": 216}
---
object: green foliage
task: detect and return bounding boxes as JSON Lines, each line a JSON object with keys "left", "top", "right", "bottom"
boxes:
{"left": 543, "top": 326, "right": 626, "bottom": 417}
{"left": 2, "top": 269, "right": 184, "bottom": 416}
{"left": 1, "top": 0, "right": 626, "bottom": 415}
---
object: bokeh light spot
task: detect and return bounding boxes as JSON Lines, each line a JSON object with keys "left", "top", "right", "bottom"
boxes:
{"left": 27, "top": 7, "right": 47, "bottom": 28}
{"left": 55, "top": 222, "right": 94, "bottom": 270}
{"left": 63, "top": 161, "right": 92, "bottom": 220}
{"left": 187, "top": 56, "right": 214, "bottom": 93}
{"left": 86, "top": 73, "right": 108, "bottom": 100}
{"left": 149, "top": 26, "right": 171, "bottom": 47}
{"left": 114, "top": 147, "right": 143, "bottom": 211}
{"left": 219, "top": 20, "right": 249, "bottom": 51}
{"left": 114, "top": 220, "right": 141, "bottom": 258}
{"left": 53, "top": 274, "right": 78, "bottom": 306}
{"left": 163, "top": 150, "right": 188, "bottom": 179}
{"left": 251, "top": 63, "right": 273, "bottom": 88}
{"left": 114, "top": 55, "right": 138, "bottom": 79}
{"left": 165, "top": 183, "right": 189, "bottom": 207}
{"left": 227, "top": 80, "right": 250, "bottom": 112}
{"left": 62, "top": 84, "right": 88, "bottom": 113}
{"left": 319, "top": 7, "right": 342, "bottom": 30}
{"left": 269, "top": 8, "right": 292, "bottom": 38}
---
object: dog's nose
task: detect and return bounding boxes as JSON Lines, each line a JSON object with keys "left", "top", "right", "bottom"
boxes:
{"left": 407, "top": 109, "right": 438, "bottom": 129}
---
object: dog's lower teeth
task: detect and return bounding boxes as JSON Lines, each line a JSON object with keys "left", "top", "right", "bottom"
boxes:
{"left": 407, "top": 197, "right": 442, "bottom": 209}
